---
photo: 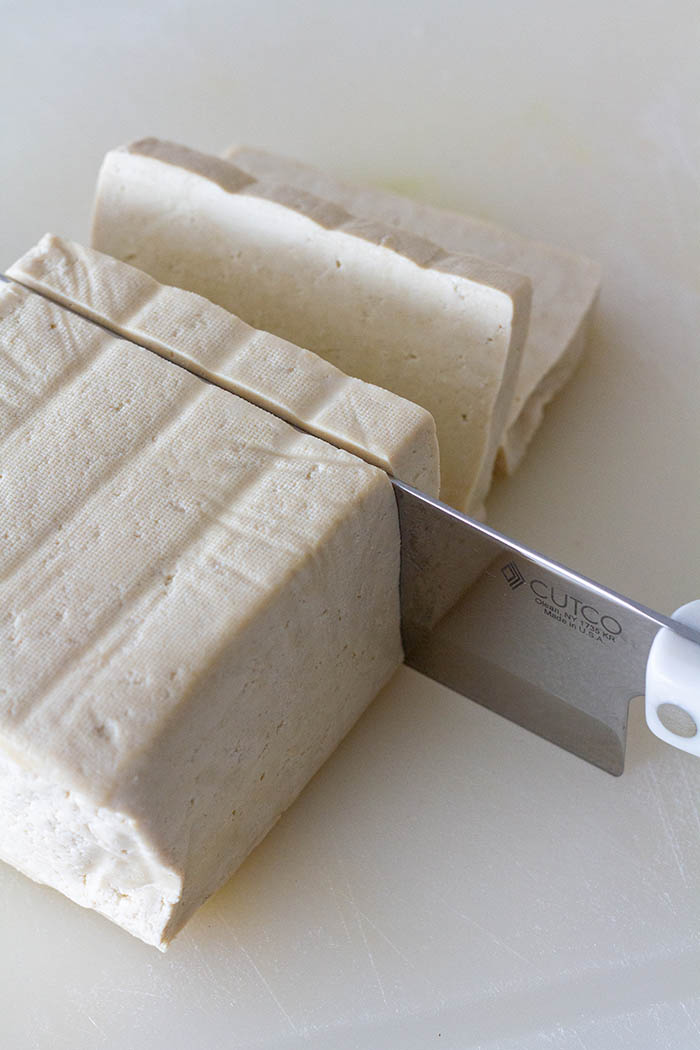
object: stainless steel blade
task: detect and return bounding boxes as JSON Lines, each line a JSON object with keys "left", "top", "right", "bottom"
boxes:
{"left": 4, "top": 272, "right": 698, "bottom": 774}
{"left": 393, "top": 479, "right": 700, "bottom": 775}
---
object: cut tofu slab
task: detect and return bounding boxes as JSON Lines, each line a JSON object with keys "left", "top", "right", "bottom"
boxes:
{"left": 8, "top": 235, "right": 439, "bottom": 497}
{"left": 0, "top": 275, "right": 402, "bottom": 949}
{"left": 223, "top": 145, "right": 601, "bottom": 475}
{"left": 91, "top": 139, "right": 532, "bottom": 513}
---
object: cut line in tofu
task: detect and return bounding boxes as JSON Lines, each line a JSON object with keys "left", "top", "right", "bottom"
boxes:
{"left": 223, "top": 144, "right": 601, "bottom": 475}
{"left": 91, "top": 138, "right": 532, "bottom": 513}
{"left": 0, "top": 278, "right": 403, "bottom": 948}
{"left": 8, "top": 235, "right": 439, "bottom": 497}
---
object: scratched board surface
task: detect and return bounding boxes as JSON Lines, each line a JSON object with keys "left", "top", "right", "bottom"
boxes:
{"left": 2, "top": 2, "right": 700, "bottom": 1048}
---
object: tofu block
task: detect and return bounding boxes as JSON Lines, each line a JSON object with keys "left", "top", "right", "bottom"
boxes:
{"left": 0, "top": 275, "right": 402, "bottom": 949}
{"left": 8, "top": 235, "right": 439, "bottom": 497}
{"left": 91, "top": 139, "right": 532, "bottom": 513}
{"left": 223, "top": 145, "right": 601, "bottom": 475}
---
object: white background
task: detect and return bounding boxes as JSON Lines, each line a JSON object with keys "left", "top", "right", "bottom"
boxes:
{"left": 1, "top": 1, "right": 700, "bottom": 1047}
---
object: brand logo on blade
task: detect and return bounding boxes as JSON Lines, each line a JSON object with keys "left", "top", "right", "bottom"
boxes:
{"left": 501, "top": 561, "right": 526, "bottom": 589}
{"left": 500, "top": 562, "right": 623, "bottom": 643}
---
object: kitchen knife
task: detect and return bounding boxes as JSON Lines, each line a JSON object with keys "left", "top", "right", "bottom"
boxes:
{"left": 394, "top": 479, "right": 700, "bottom": 774}
{"left": 4, "top": 274, "right": 699, "bottom": 775}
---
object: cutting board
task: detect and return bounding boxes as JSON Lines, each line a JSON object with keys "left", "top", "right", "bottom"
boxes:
{"left": 1, "top": 2, "right": 699, "bottom": 1046}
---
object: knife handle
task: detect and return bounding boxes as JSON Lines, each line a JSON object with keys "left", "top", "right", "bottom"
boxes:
{"left": 646, "top": 601, "right": 700, "bottom": 756}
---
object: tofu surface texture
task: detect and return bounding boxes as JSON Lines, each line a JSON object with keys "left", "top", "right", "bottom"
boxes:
{"left": 91, "top": 139, "right": 532, "bottom": 512}
{"left": 0, "top": 274, "right": 402, "bottom": 949}
{"left": 9, "top": 235, "right": 439, "bottom": 497}
{"left": 224, "top": 145, "right": 601, "bottom": 475}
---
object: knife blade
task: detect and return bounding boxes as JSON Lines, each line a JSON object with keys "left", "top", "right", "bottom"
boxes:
{"left": 4, "top": 272, "right": 700, "bottom": 775}
{"left": 393, "top": 479, "right": 700, "bottom": 774}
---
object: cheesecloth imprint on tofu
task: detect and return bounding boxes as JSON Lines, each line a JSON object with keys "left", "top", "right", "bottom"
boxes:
{"left": 9, "top": 234, "right": 439, "bottom": 498}
{"left": 0, "top": 276, "right": 403, "bottom": 948}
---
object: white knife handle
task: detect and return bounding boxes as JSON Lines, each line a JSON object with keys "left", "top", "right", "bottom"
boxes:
{"left": 646, "top": 601, "right": 700, "bottom": 756}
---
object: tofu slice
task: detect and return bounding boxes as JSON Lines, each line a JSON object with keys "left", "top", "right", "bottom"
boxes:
{"left": 0, "top": 277, "right": 402, "bottom": 949}
{"left": 91, "top": 139, "right": 532, "bottom": 513}
{"left": 8, "top": 235, "right": 439, "bottom": 497}
{"left": 223, "top": 145, "right": 601, "bottom": 475}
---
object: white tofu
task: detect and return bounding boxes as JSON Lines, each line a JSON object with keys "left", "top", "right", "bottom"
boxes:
{"left": 91, "top": 139, "right": 532, "bottom": 513}
{"left": 0, "top": 277, "right": 402, "bottom": 949}
{"left": 224, "top": 145, "right": 601, "bottom": 475}
{"left": 9, "top": 235, "right": 439, "bottom": 497}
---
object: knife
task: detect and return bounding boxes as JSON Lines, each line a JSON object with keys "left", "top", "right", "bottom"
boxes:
{"left": 394, "top": 479, "right": 700, "bottom": 774}
{"left": 4, "top": 273, "right": 699, "bottom": 775}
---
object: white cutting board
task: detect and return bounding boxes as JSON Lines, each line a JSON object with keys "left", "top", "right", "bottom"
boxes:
{"left": 1, "top": 2, "right": 700, "bottom": 1047}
